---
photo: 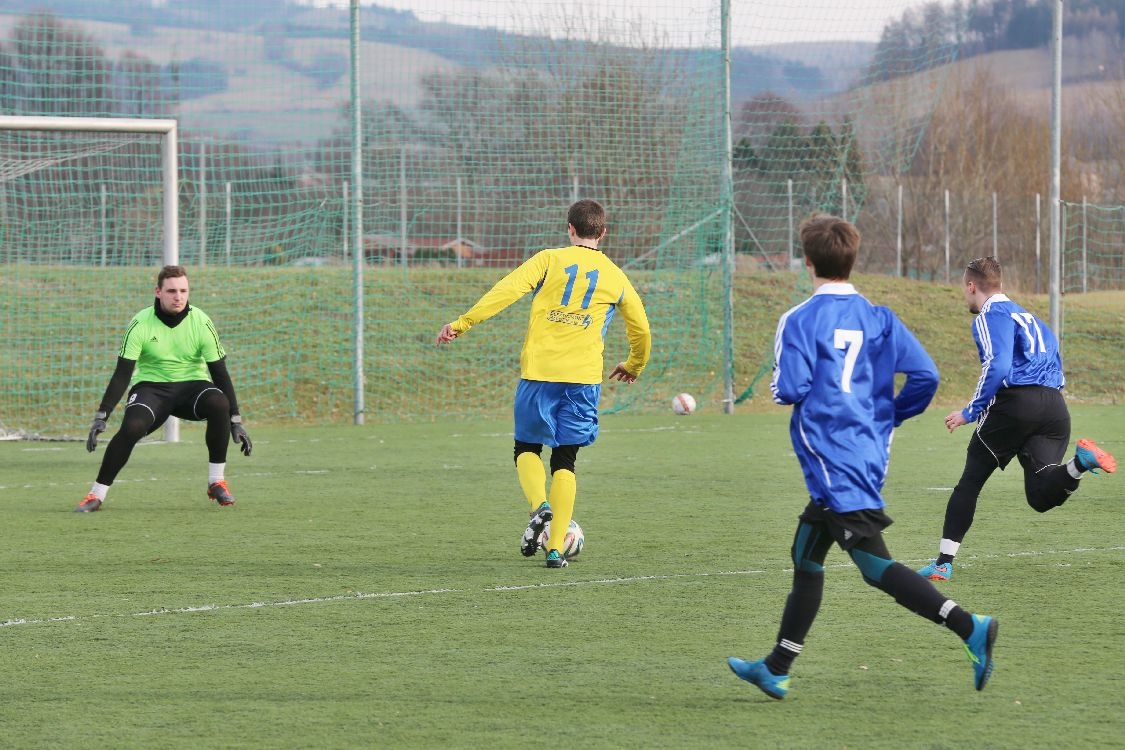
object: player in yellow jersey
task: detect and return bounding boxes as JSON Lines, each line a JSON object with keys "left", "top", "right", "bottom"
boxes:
{"left": 436, "top": 199, "right": 651, "bottom": 568}
{"left": 77, "top": 265, "right": 252, "bottom": 512}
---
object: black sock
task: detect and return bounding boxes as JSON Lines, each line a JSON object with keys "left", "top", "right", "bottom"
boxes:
{"left": 937, "top": 553, "right": 955, "bottom": 565}
{"left": 765, "top": 640, "right": 801, "bottom": 675}
{"left": 940, "top": 603, "right": 974, "bottom": 640}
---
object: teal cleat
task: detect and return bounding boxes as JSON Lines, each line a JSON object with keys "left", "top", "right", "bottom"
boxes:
{"left": 918, "top": 559, "right": 953, "bottom": 581}
{"left": 963, "top": 614, "right": 998, "bottom": 691}
{"left": 727, "top": 657, "right": 789, "bottom": 700}
{"left": 1075, "top": 438, "right": 1116, "bottom": 475}
{"left": 545, "top": 549, "right": 568, "bottom": 568}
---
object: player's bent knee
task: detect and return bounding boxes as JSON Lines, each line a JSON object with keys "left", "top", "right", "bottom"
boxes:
{"left": 514, "top": 441, "right": 542, "bottom": 463}
{"left": 849, "top": 548, "right": 894, "bottom": 584}
{"left": 550, "top": 444, "right": 579, "bottom": 474}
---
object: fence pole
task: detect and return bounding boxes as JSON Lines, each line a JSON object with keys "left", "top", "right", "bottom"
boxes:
{"left": 100, "top": 184, "right": 107, "bottom": 266}
{"left": 350, "top": 0, "right": 365, "bottom": 425}
{"left": 225, "top": 181, "right": 232, "bottom": 265}
{"left": 788, "top": 178, "right": 798, "bottom": 271}
{"left": 896, "top": 183, "right": 903, "bottom": 278}
{"left": 1082, "top": 196, "right": 1088, "bottom": 293}
{"left": 457, "top": 176, "right": 464, "bottom": 269}
{"left": 944, "top": 188, "right": 950, "bottom": 283}
{"left": 199, "top": 139, "right": 207, "bottom": 268}
{"left": 992, "top": 191, "right": 998, "bottom": 261}
{"left": 1035, "top": 193, "right": 1041, "bottom": 294}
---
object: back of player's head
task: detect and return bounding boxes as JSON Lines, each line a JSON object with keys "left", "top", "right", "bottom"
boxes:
{"left": 800, "top": 213, "right": 858, "bottom": 280}
{"left": 965, "top": 256, "right": 1002, "bottom": 292}
{"left": 157, "top": 264, "right": 188, "bottom": 288}
{"left": 568, "top": 199, "right": 607, "bottom": 240}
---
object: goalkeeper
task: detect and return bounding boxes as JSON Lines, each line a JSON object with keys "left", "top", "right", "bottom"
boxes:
{"left": 77, "top": 265, "right": 252, "bottom": 512}
{"left": 436, "top": 199, "right": 651, "bottom": 568}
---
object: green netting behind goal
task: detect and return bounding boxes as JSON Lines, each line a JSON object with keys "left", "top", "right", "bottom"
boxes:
{"left": 0, "top": 2, "right": 968, "bottom": 436}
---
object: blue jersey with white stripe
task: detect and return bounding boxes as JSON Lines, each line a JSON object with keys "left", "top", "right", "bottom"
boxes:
{"left": 961, "top": 294, "right": 1064, "bottom": 423}
{"left": 771, "top": 283, "right": 939, "bottom": 512}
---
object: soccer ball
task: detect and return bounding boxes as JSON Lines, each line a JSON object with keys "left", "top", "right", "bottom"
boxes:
{"left": 537, "top": 518, "right": 584, "bottom": 559}
{"left": 672, "top": 392, "right": 697, "bottom": 415}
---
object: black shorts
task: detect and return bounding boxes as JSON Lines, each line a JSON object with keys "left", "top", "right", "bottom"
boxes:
{"left": 799, "top": 500, "right": 893, "bottom": 551}
{"left": 972, "top": 385, "right": 1070, "bottom": 469}
{"left": 124, "top": 380, "right": 224, "bottom": 435}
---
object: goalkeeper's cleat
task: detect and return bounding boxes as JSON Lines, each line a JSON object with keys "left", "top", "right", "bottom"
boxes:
{"left": 918, "top": 559, "right": 953, "bottom": 581}
{"left": 963, "top": 614, "right": 998, "bottom": 691}
{"left": 75, "top": 493, "right": 103, "bottom": 513}
{"left": 1075, "top": 438, "right": 1116, "bottom": 475}
{"left": 520, "top": 501, "right": 552, "bottom": 557}
{"left": 207, "top": 480, "right": 236, "bottom": 506}
{"left": 545, "top": 549, "right": 568, "bottom": 568}
{"left": 727, "top": 657, "right": 789, "bottom": 700}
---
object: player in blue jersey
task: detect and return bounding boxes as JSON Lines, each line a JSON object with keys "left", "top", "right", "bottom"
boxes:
{"left": 917, "top": 256, "right": 1116, "bottom": 581}
{"left": 727, "top": 214, "right": 997, "bottom": 699}
{"left": 436, "top": 199, "right": 651, "bottom": 569}
{"left": 78, "top": 265, "right": 252, "bottom": 512}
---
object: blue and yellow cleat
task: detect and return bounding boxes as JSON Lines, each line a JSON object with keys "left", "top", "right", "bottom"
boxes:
{"left": 963, "top": 614, "right": 998, "bottom": 691}
{"left": 727, "top": 657, "right": 789, "bottom": 700}
{"left": 918, "top": 559, "right": 953, "bottom": 581}
{"left": 1075, "top": 438, "right": 1116, "bottom": 475}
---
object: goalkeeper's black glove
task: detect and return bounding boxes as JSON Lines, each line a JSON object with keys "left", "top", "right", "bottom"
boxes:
{"left": 230, "top": 416, "right": 252, "bottom": 456}
{"left": 86, "top": 411, "right": 108, "bottom": 453}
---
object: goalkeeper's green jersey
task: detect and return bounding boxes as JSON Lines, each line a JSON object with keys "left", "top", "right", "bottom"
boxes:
{"left": 119, "top": 305, "right": 225, "bottom": 384}
{"left": 450, "top": 245, "right": 651, "bottom": 384}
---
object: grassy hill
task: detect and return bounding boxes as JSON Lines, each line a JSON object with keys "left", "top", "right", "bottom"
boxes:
{"left": 2, "top": 266, "right": 1121, "bottom": 436}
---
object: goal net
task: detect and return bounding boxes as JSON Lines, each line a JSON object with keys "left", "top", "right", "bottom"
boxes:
{"left": 0, "top": 2, "right": 962, "bottom": 433}
{"left": 0, "top": 116, "right": 177, "bottom": 439}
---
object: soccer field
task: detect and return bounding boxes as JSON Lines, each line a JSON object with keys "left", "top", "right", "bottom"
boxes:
{"left": 2, "top": 407, "right": 1122, "bottom": 749}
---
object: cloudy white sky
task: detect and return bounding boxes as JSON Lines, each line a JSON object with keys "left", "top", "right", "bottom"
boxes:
{"left": 301, "top": 0, "right": 938, "bottom": 46}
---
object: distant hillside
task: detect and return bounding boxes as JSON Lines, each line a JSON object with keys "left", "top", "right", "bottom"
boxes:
{"left": 0, "top": 3, "right": 866, "bottom": 144}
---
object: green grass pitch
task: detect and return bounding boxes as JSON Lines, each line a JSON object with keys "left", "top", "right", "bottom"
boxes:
{"left": 2, "top": 407, "right": 1123, "bottom": 749}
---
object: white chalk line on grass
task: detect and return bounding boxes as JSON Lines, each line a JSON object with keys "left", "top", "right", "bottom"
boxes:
{"left": 2, "top": 545, "right": 1122, "bottom": 630}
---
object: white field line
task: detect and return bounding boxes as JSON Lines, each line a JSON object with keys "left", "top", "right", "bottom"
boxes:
{"left": 2, "top": 545, "right": 1121, "bottom": 630}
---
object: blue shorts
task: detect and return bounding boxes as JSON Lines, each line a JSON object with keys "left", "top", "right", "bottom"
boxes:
{"left": 513, "top": 379, "right": 601, "bottom": 448}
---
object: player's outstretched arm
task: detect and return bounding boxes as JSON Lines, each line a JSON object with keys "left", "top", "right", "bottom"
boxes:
{"left": 608, "top": 363, "right": 637, "bottom": 383}
{"left": 435, "top": 323, "right": 459, "bottom": 344}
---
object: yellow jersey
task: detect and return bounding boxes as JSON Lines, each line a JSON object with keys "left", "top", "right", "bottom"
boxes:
{"left": 451, "top": 245, "right": 651, "bottom": 384}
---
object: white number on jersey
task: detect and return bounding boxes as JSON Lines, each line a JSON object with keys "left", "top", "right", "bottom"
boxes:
{"left": 1010, "top": 312, "right": 1047, "bottom": 354}
{"left": 834, "top": 328, "right": 864, "bottom": 393}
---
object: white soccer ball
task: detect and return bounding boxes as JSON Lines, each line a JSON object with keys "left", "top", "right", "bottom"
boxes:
{"left": 537, "top": 518, "right": 584, "bottom": 560}
{"left": 672, "top": 392, "right": 697, "bottom": 415}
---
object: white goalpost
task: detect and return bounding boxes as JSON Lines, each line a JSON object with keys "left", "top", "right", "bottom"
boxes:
{"left": 0, "top": 115, "right": 182, "bottom": 441}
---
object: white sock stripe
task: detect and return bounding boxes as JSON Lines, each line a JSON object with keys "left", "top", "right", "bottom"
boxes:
{"left": 938, "top": 600, "right": 956, "bottom": 620}
{"left": 778, "top": 639, "right": 803, "bottom": 653}
{"left": 938, "top": 538, "right": 961, "bottom": 557}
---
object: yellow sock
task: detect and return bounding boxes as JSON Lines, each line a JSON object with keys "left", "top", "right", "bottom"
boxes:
{"left": 545, "top": 469, "right": 576, "bottom": 552}
{"left": 515, "top": 452, "right": 547, "bottom": 512}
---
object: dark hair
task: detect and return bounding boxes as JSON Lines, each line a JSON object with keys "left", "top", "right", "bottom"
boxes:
{"left": 157, "top": 265, "right": 188, "bottom": 287}
{"left": 567, "top": 199, "right": 607, "bottom": 240}
{"left": 799, "top": 213, "right": 859, "bottom": 280}
{"left": 965, "top": 256, "right": 1002, "bottom": 292}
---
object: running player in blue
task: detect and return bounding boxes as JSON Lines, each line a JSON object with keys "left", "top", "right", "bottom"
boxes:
{"left": 727, "top": 214, "right": 997, "bottom": 699}
{"left": 917, "top": 256, "right": 1116, "bottom": 581}
{"left": 435, "top": 199, "right": 651, "bottom": 568}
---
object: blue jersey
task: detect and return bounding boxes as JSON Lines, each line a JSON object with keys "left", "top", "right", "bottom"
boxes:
{"left": 961, "top": 294, "right": 1064, "bottom": 423}
{"left": 771, "top": 283, "right": 939, "bottom": 513}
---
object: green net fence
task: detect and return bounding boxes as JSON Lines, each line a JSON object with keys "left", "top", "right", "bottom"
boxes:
{"left": 5, "top": 1, "right": 1112, "bottom": 438}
